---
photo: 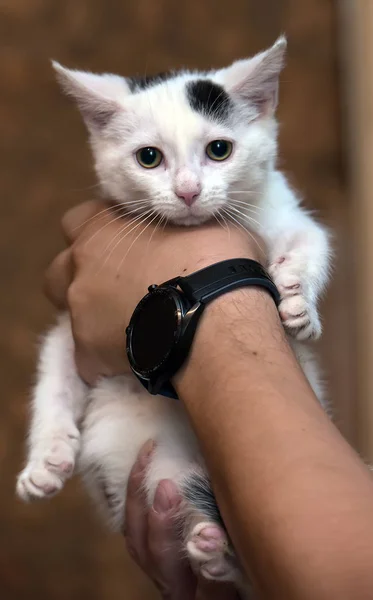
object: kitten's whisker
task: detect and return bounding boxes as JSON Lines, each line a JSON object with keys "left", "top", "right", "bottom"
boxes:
{"left": 116, "top": 213, "right": 159, "bottom": 273}
{"left": 227, "top": 202, "right": 262, "bottom": 215}
{"left": 82, "top": 200, "right": 152, "bottom": 248}
{"left": 118, "top": 201, "right": 151, "bottom": 213}
{"left": 213, "top": 212, "right": 228, "bottom": 236}
{"left": 221, "top": 208, "right": 264, "bottom": 255}
{"left": 82, "top": 209, "right": 134, "bottom": 249}
{"left": 97, "top": 211, "right": 156, "bottom": 273}
{"left": 218, "top": 210, "right": 231, "bottom": 235}
{"left": 117, "top": 198, "right": 150, "bottom": 204}
{"left": 123, "top": 204, "right": 151, "bottom": 214}
{"left": 226, "top": 198, "right": 264, "bottom": 211}
{"left": 147, "top": 213, "right": 163, "bottom": 249}
{"left": 228, "top": 190, "right": 260, "bottom": 195}
{"left": 226, "top": 196, "right": 262, "bottom": 206}
{"left": 72, "top": 204, "right": 126, "bottom": 231}
{"left": 101, "top": 208, "right": 154, "bottom": 258}
{"left": 161, "top": 216, "right": 168, "bottom": 233}
{"left": 213, "top": 194, "right": 263, "bottom": 214}
{"left": 228, "top": 193, "right": 265, "bottom": 206}
{"left": 226, "top": 204, "right": 262, "bottom": 228}
{"left": 68, "top": 181, "right": 103, "bottom": 193}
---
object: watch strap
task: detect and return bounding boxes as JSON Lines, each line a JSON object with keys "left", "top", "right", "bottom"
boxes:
{"left": 177, "top": 258, "right": 280, "bottom": 306}
{"left": 129, "top": 258, "right": 280, "bottom": 402}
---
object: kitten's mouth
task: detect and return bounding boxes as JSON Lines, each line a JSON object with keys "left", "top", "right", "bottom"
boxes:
{"left": 169, "top": 211, "right": 213, "bottom": 227}
{"left": 153, "top": 199, "right": 221, "bottom": 227}
{"left": 174, "top": 217, "right": 207, "bottom": 226}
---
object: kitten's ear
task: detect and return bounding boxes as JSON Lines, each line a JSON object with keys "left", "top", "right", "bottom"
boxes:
{"left": 52, "top": 62, "right": 130, "bottom": 131}
{"left": 217, "top": 36, "right": 286, "bottom": 115}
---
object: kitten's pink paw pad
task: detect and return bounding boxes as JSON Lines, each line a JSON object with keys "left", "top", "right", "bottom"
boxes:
{"left": 189, "top": 524, "right": 226, "bottom": 555}
{"left": 269, "top": 256, "right": 321, "bottom": 341}
{"left": 279, "top": 295, "right": 321, "bottom": 340}
{"left": 186, "top": 522, "right": 237, "bottom": 583}
{"left": 17, "top": 467, "right": 63, "bottom": 500}
{"left": 16, "top": 429, "right": 79, "bottom": 502}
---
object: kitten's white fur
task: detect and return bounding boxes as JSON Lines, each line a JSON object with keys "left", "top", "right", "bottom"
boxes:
{"left": 17, "top": 37, "right": 330, "bottom": 589}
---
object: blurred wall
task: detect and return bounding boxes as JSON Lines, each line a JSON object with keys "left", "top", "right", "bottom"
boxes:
{"left": 338, "top": 0, "right": 373, "bottom": 462}
{"left": 0, "top": 1, "right": 352, "bottom": 599}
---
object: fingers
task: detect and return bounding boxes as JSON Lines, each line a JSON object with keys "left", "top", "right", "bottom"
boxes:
{"left": 124, "top": 444, "right": 197, "bottom": 600}
{"left": 147, "top": 480, "right": 197, "bottom": 598}
{"left": 61, "top": 200, "right": 112, "bottom": 243}
{"left": 44, "top": 199, "right": 110, "bottom": 308}
{"left": 44, "top": 201, "right": 109, "bottom": 308}
{"left": 124, "top": 440, "right": 154, "bottom": 567}
{"left": 44, "top": 248, "right": 73, "bottom": 309}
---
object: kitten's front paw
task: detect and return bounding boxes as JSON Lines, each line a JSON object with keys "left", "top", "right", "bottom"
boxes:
{"left": 278, "top": 294, "right": 321, "bottom": 341}
{"left": 16, "top": 428, "right": 79, "bottom": 501}
{"left": 186, "top": 522, "right": 239, "bottom": 583}
{"left": 269, "top": 257, "right": 321, "bottom": 341}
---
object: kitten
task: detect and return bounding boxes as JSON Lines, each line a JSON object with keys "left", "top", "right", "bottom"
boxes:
{"left": 16, "top": 37, "right": 330, "bottom": 591}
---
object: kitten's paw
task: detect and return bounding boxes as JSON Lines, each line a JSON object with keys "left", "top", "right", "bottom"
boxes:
{"left": 186, "top": 522, "right": 238, "bottom": 583}
{"left": 16, "top": 428, "right": 79, "bottom": 501}
{"left": 279, "top": 294, "right": 321, "bottom": 340}
{"left": 17, "top": 464, "right": 65, "bottom": 500}
{"left": 269, "top": 256, "right": 321, "bottom": 340}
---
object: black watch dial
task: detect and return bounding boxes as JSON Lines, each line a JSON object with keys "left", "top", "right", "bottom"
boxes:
{"left": 127, "top": 288, "right": 185, "bottom": 374}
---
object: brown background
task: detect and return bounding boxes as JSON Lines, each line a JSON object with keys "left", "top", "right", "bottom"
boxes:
{"left": 0, "top": 1, "right": 353, "bottom": 598}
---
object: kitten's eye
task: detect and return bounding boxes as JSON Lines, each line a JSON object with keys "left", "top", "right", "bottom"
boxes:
{"left": 206, "top": 140, "right": 233, "bottom": 162}
{"left": 136, "top": 147, "right": 163, "bottom": 169}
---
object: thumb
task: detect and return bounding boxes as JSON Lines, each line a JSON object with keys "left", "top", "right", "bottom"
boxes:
{"left": 147, "top": 480, "right": 197, "bottom": 599}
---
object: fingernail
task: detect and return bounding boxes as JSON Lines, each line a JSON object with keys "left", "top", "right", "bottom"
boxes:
{"left": 153, "top": 480, "right": 178, "bottom": 514}
{"left": 139, "top": 440, "right": 155, "bottom": 470}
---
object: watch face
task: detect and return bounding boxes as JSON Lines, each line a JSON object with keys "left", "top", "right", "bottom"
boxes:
{"left": 129, "top": 289, "right": 183, "bottom": 373}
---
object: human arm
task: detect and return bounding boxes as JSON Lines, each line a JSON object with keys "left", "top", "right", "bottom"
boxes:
{"left": 175, "top": 289, "right": 373, "bottom": 599}
{"left": 46, "top": 201, "right": 373, "bottom": 599}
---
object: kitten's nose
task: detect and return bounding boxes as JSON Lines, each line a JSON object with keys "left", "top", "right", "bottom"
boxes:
{"left": 176, "top": 189, "right": 200, "bottom": 207}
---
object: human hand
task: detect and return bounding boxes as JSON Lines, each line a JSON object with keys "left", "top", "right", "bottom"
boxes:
{"left": 124, "top": 442, "right": 240, "bottom": 600}
{"left": 45, "top": 200, "right": 264, "bottom": 384}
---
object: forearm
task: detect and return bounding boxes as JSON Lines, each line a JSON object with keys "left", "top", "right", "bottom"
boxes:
{"left": 175, "top": 290, "right": 373, "bottom": 599}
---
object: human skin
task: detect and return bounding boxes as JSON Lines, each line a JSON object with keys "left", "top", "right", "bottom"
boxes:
{"left": 46, "top": 201, "right": 373, "bottom": 599}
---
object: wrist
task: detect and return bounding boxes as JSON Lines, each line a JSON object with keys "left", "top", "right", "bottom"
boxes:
{"left": 127, "top": 255, "right": 276, "bottom": 398}
{"left": 174, "top": 287, "right": 283, "bottom": 399}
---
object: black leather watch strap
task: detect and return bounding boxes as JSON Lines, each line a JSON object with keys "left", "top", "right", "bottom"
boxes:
{"left": 178, "top": 258, "right": 280, "bottom": 306}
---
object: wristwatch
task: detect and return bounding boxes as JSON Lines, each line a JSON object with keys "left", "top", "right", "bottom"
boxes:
{"left": 126, "top": 258, "right": 280, "bottom": 400}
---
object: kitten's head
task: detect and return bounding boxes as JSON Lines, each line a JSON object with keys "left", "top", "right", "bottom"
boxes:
{"left": 53, "top": 37, "right": 286, "bottom": 226}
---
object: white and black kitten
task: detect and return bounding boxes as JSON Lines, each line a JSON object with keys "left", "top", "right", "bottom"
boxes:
{"left": 17, "top": 37, "right": 330, "bottom": 591}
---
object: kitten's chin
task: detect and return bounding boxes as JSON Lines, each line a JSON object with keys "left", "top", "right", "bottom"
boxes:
{"left": 171, "top": 214, "right": 212, "bottom": 226}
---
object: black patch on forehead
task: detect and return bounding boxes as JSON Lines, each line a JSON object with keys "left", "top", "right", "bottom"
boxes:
{"left": 127, "top": 71, "right": 174, "bottom": 92}
{"left": 186, "top": 79, "right": 232, "bottom": 121}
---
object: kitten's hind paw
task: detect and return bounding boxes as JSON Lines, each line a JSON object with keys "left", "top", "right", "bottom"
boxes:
{"left": 186, "top": 522, "right": 239, "bottom": 583}
{"left": 16, "top": 428, "right": 79, "bottom": 501}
